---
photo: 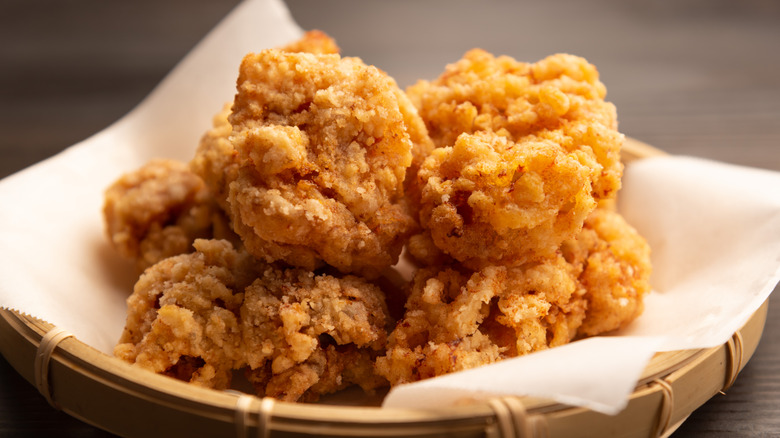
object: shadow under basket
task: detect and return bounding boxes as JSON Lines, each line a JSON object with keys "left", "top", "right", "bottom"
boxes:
{"left": 0, "top": 139, "right": 768, "bottom": 438}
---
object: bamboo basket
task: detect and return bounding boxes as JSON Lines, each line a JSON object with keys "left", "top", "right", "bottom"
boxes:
{"left": 0, "top": 138, "right": 769, "bottom": 438}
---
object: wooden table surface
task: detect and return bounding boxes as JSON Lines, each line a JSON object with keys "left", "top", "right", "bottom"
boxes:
{"left": 1, "top": 0, "right": 778, "bottom": 436}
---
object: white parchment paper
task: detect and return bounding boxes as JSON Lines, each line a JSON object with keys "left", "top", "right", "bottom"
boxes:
{"left": 1, "top": 0, "right": 778, "bottom": 415}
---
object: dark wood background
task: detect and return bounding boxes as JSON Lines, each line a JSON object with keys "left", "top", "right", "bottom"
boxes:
{"left": 1, "top": 0, "right": 778, "bottom": 436}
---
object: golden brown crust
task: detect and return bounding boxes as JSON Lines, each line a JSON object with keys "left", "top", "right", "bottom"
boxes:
{"left": 376, "top": 257, "right": 586, "bottom": 385}
{"left": 190, "top": 31, "right": 341, "bottom": 211}
{"left": 246, "top": 345, "right": 387, "bottom": 402}
{"left": 404, "top": 231, "right": 454, "bottom": 268}
{"left": 190, "top": 104, "right": 236, "bottom": 211}
{"left": 241, "top": 266, "right": 389, "bottom": 369}
{"left": 114, "top": 239, "right": 260, "bottom": 389}
{"left": 563, "top": 208, "right": 652, "bottom": 336}
{"left": 240, "top": 265, "right": 390, "bottom": 401}
{"left": 407, "top": 50, "right": 624, "bottom": 266}
{"left": 378, "top": 208, "right": 651, "bottom": 385}
{"left": 395, "top": 84, "right": 435, "bottom": 216}
{"left": 115, "top": 238, "right": 392, "bottom": 400}
{"left": 226, "top": 50, "right": 417, "bottom": 277}
{"left": 103, "top": 159, "right": 221, "bottom": 271}
{"left": 417, "top": 130, "right": 599, "bottom": 266}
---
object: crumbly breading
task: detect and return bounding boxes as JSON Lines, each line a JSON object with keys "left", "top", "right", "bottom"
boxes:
{"left": 103, "top": 159, "right": 224, "bottom": 271}
{"left": 406, "top": 50, "right": 624, "bottom": 266}
{"left": 191, "top": 31, "right": 341, "bottom": 211}
{"left": 404, "top": 231, "right": 454, "bottom": 268}
{"left": 246, "top": 345, "right": 386, "bottom": 403}
{"left": 190, "top": 104, "right": 236, "bottom": 211}
{"left": 241, "top": 265, "right": 390, "bottom": 401}
{"left": 114, "top": 238, "right": 391, "bottom": 400}
{"left": 407, "top": 50, "right": 623, "bottom": 198}
{"left": 395, "top": 84, "right": 435, "bottom": 215}
{"left": 418, "top": 130, "right": 599, "bottom": 266}
{"left": 114, "top": 239, "right": 260, "bottom": 389}
{"left": 226, "top": 49, "right": 417, "bottom": 277}
{"left": 563, "top": 208, "right": 652, "bottom": 336}
{"left": 378, "top": 207, "right": 651, "bottom": 385}
{"left": 376, "top": 256, "right": 586, "bottom": 385}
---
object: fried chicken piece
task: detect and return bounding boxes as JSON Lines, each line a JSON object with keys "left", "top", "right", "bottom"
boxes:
{"left": 407, "top": 50, "right": 624, "bottom": 266}
{"left": 103, "top": 159, "right": 235, "bottom": 271}
{"left": 226, "top": 49, "right": 418, "bottom": 278}
{"left": 190, "top": 31, "right": 341, "bottom": 211}
{"left": 407, "top": 50, "right": 623, "bottom": 198}
{"left": 378, "top": 208, "right": 651, "bottom": 385}
{"left": 563, "top": 208, "right": 652, "bottom": 336}
{"left": 191, "top": 32, "right": 427, "bottom": 277}
{"left": 114, "top": 239, "right": 260, "bottom": 389}
{"left": 404, "top": 231, "right": 454, "bottom": 268}
{"left": 418, "top": 130, "right": 601, "bottom": 266}
{"left": 241, "top": 266, "right": 390, "bottom": 401}
{"left": 107, "top": 33, "right": 343, "bottom": 266}
{"left": 376, "top": 257, "right": 586, "bottom": 385}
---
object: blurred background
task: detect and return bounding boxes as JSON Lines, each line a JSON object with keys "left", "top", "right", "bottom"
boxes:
{"left": 1, "top": 0, "right": 778, "bottom": 436}
{"left": 2, "top": 0, "right": 779, "bottom": 180}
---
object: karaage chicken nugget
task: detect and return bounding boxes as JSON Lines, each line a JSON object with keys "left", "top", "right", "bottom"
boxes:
{"left": 418, "top": 130, "right": 600, "bottom": 266}
{"left": 562, "top": 208, "right": 652, "bottom": 336}
{"left": 114, "top": 239, "right": 260, "bottom": 389}
{"left": 103, "top": 159, "right": 226, "bottom": 271}
{"left": 241, "top": 266, "right": 390, "bottom": 401}
{"left": 246, "top": 344, "right": 386, "bottom": 403}
{"left": 407, "top": 50, "right": 624, "bottom": 266}
{"left": 376, "top": 256, "right": 586, "bottom": 385}
{"left": 407, "top": 50, "right": 622, "bottom": 198}
{"left": 226, "top": 49, "right": 417, "bottom": 277}
{"left": 190, "top": 31, "right": 341, "bottom": 210}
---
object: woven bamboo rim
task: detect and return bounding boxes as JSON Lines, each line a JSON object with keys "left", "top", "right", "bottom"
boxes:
{"left": 0, "top": 138, "right": 769, "bottom": 437}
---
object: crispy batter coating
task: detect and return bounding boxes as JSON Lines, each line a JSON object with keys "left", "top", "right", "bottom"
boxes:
{"left": 405, "top": 231, "right": 453, "bottom": 268}
{"left": 246, "top": 345, "right": 386, "bottom": 403}
{"left": 378, "top": 208, "right": 651, "bottom": 385}
{"left": 376, "top": 257, "right": 586, "bottom": 385}
{"left": 418, "top": 130, "right": 599, "bottom": 266}
{"left": 103, "top": 159, "right": 227, "bottom": 271}
{"left": 563, "top": 208, "right": 652, "bottom": 336}
{"left": 241, "top": 266, "right": 390, "bottom": 401}
{"left": 407, "top": 50, "right": 624, "bottom": 266}
{"left": 190, "top": 104, "right": 236, "bottom": 211}
{"left": 190, "top": 31, "right": 341, "bottom": 211}
{"left": 407, "top": 50, "right": 623, "bottom": 197}
{"left": 396, "top": 84, "right": 435, "bottom": 215}
{"left": 226, "top": 49, "right": 417, "bottom": 277}
{"left": 114, "top": 239, "right": 260, "bottom": 389}
{"left": 113, "top": 239, "right": 392, "bottom": 401}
